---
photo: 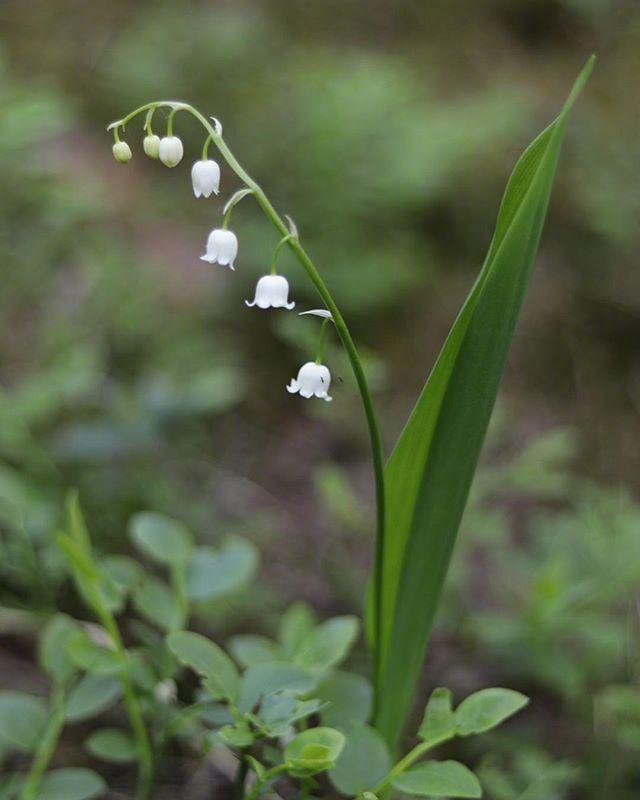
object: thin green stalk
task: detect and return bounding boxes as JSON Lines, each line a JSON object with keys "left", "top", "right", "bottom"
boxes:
{"left": 187, "top": 105, "right": 387, "bottom": 695}
{"left": 96, "top": 609, "right": 154, "bottom": 800}
{"left": 315, "top": 317, "right": 331, "bottom": 364}
{"left": 371, "top": 730, "right": 455, "bottom": 794}
{"left": 111, "top": 101, "right": 387, "bottom": 698}
{"left": 19, "top": 683, "right": 66, "bottom": 800}
{"left": 245, "top": 764, "right": 288, "bottom": 800}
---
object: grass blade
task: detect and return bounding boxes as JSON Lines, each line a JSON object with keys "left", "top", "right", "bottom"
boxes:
{"left": 374, "top": 57, "right": 594, "bottom": 747}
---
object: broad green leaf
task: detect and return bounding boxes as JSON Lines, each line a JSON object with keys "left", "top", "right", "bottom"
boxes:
{"left": 418, "top": 687, "right": 456, "bottom": 744}
{"left": 391, "top": 760, "right": 482, "bottom": 798}
{"left": 0, "top": 692, "right": 47, "bottom": 752}
{"left": 295, "top": 616, "right": 359, "bottom": 673}
{"left": 36, "top": 767, "right": 105, "bottom": 800}
{"left": 132, "top": 575, "right": 184, "bottom": 632}
{"left": 238, "top": 661, "right": 316, "bottom": 713}
{"left": 374, "top": 57, "right": 594, "bottom": 746}
{"left": 39, "top": 614, "right": 78, "bottom": 683}
{"left": 329, "top": 724, "right": 390, "bottom": 794}
{"left": 316, "top": 671, "right": 373, "bottom": 728}
{"left": 65, "top": 675, "right": 121, "bottom": 722}
{"left": 85, "top": 728, "right": 137, "bottom": 763}
{"left": 129, "top": 511, "right": 194, "bottom": 565}
{"left": 285, "top": 727, "right": 345, "bottom": 776}
{"left": 455, "top": 688, "right": 529, "bottom": 736}
{"left": 227, "top": 634, "right": 283, "bottom": 667}
{"left": 278, "top": 602, "right": 317, "bottom": 657}
{"left": 167, "top": 630, "right": 239, "bottom": 702}
{"left": 185, "top": 537, "right": 258, "bottom": 600}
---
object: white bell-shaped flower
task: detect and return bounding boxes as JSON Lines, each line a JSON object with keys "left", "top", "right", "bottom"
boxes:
{"left": 246, "top": 275, "right": 295, "bottom": 310}
{"left": 287, "top": 362, "right": 333, "bottom": 402}
{"left": 191, "top": 159, "right": 221, "bottom": 198}
{"left": 158, "top": 135, "right": 184, "bottom": 167}
{"left": 200, "top": 228, "right": 238, "bottom": 270}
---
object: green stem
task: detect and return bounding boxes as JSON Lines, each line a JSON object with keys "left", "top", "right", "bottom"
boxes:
{"left": 371, "top": 731, "right": 456, "bottom": 794}
{"left": 93, "top": 603, "right": 154, "bottom": 800}
{"left": 315, "top": 318, "right": 331, "bottom": 364}
{"left": 19, "top": 683, "right": 66, "bottom": 800}
{"left": 245, "top": 764, "right": 288, "bottom": 800}
{"left": 235, "top": 753, "right": 249, "bottom": 800}
{"left": 109, "top": 100, "right": 387, "bottom": 701}
{"left": 269, "top": 234, "right": 293, "bottom": 275}
{"left": 202, "top": 134, "right": 213, "bottom": 160}
{"left": 186, "top": 106, "right": 387, "bottom": 696}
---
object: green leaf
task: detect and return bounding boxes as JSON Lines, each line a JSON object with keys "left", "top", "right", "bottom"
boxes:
{"left": 294, "top": 616, "right": 359, "bottom": 673}
{"left": 100, "top": 555, "right": 142, "bottom": 593}
{"left": 238, "top": 662, "right": 316, "bottom": 713}
{"left": 374, "top": 57, "right": 594, "bottom": 746}
{"left": 39, "top": 614, "right": 78, "bottom": 683}
{"left": 167, "top": 630, "right": 239, "bottom": 702}
{"left": 85, "top": 728, "right": 137, "bottom": 763}
{"left": 36, "top": 768, "right": 106, "bottom": 800}
{"left": 65, "top": 675, "right": 121, "bottom": 722}
{"left": 68, "top": 630, "right": 120, "bottom": 676}
{"left": 132, "top": 575, "right": 185, "bottom": 632}
{"left": 316, "top": 671, "right": 373, "bottom": 728}
{"left": 218, "top": 720, "right": 254, "bottom": 748}
{"left": 278, "top": 602, "right": 317, "bottom": 657}
{"left": 227, "top": 635, "right": 283, "bottom": 667}
{"left": 391, "top": 760, "right": 482, "bottom": 798}
{"left": 186, "top": 537, "right": 258, "bottom": 601}
{"left": 329, "top": 724, "right": 390, "bottom": 794}
{"left": 129, "top": 511, "right": 194, "bottom": 565}
{"left": 418, "top": 687, "right": 456, "bottom": 744}
{"left": 455, "top": 688, "right": 529, "bottom": 736}
{"left": 0, "top": 692, "right": 47, "bottom": 752}
{"left": 285, "top": 727, "right": 345, "bottom": 776}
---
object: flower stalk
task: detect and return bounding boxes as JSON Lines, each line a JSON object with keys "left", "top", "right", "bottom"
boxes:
{"left": 108, "top": 101, "right": 387, "bottom": 701}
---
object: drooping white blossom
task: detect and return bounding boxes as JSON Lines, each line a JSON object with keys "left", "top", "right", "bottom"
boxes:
{"left": 287, "top": 362, "right": 333, "bottom": 402}
{"left": 200, "top": 228, "right": 238, "bottom": 270}
{"left": 246, "top": 275, "right": 295, "bottom": 310}
{"left": 191, "top": 159, "right": 221, "bottom": 198}
{"left": 143, "top": 134, "right": 160, "bottom": 159}
{"left": 158, "top": 135, "right": 184, "bottom": 167}
{"left": 112, "top": 141, "right": 132, "bottom": 163}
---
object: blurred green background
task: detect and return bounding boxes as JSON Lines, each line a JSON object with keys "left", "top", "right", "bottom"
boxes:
{"left": 1, "top": 0, "right": 639, "bottom": 797}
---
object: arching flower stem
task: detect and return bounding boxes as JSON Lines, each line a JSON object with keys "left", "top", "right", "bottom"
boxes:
{"left": 315, "top": 317, "right": 332, "bottom": 364}
{"left": 202, "top": 134, "right": 213, "bottom": 160}
{"left": 269, "top": 234, "right": 294, "bottom": 275}
{"left": 112, "top": 101, "right": 387, "bottom": 701}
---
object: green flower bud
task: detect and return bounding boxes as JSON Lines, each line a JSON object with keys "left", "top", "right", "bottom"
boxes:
{"left": 143, "top": 134, "right": 160, "bottom": 159}
{"left": 112, "top": 140, "right": 132, "bottom": 164}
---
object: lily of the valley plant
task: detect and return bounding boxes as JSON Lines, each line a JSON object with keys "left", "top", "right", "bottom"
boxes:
{"left": 5, "top": 58, "right": 594, "bottom": 800}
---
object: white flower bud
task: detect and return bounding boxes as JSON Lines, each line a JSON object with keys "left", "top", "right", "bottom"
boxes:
{"left": 112, "top": 140, "right": 132, "bottom": 164}
{"left": 200, "top": 228, "right": 238, "bottom": 270}
{"left": 143, "top": 134, "right": 160, "bottom": 159}
{"left": 287, "top": 362, "right": 333, "bottom": 402}
{"left": 246, "top": 275, "right": 295, "bottom": 310}
{"left": 191, "top": 159, "right": 221, "bottom": 198}
{"left": 158, "top": 135, "right": 184, "bottom": 167}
